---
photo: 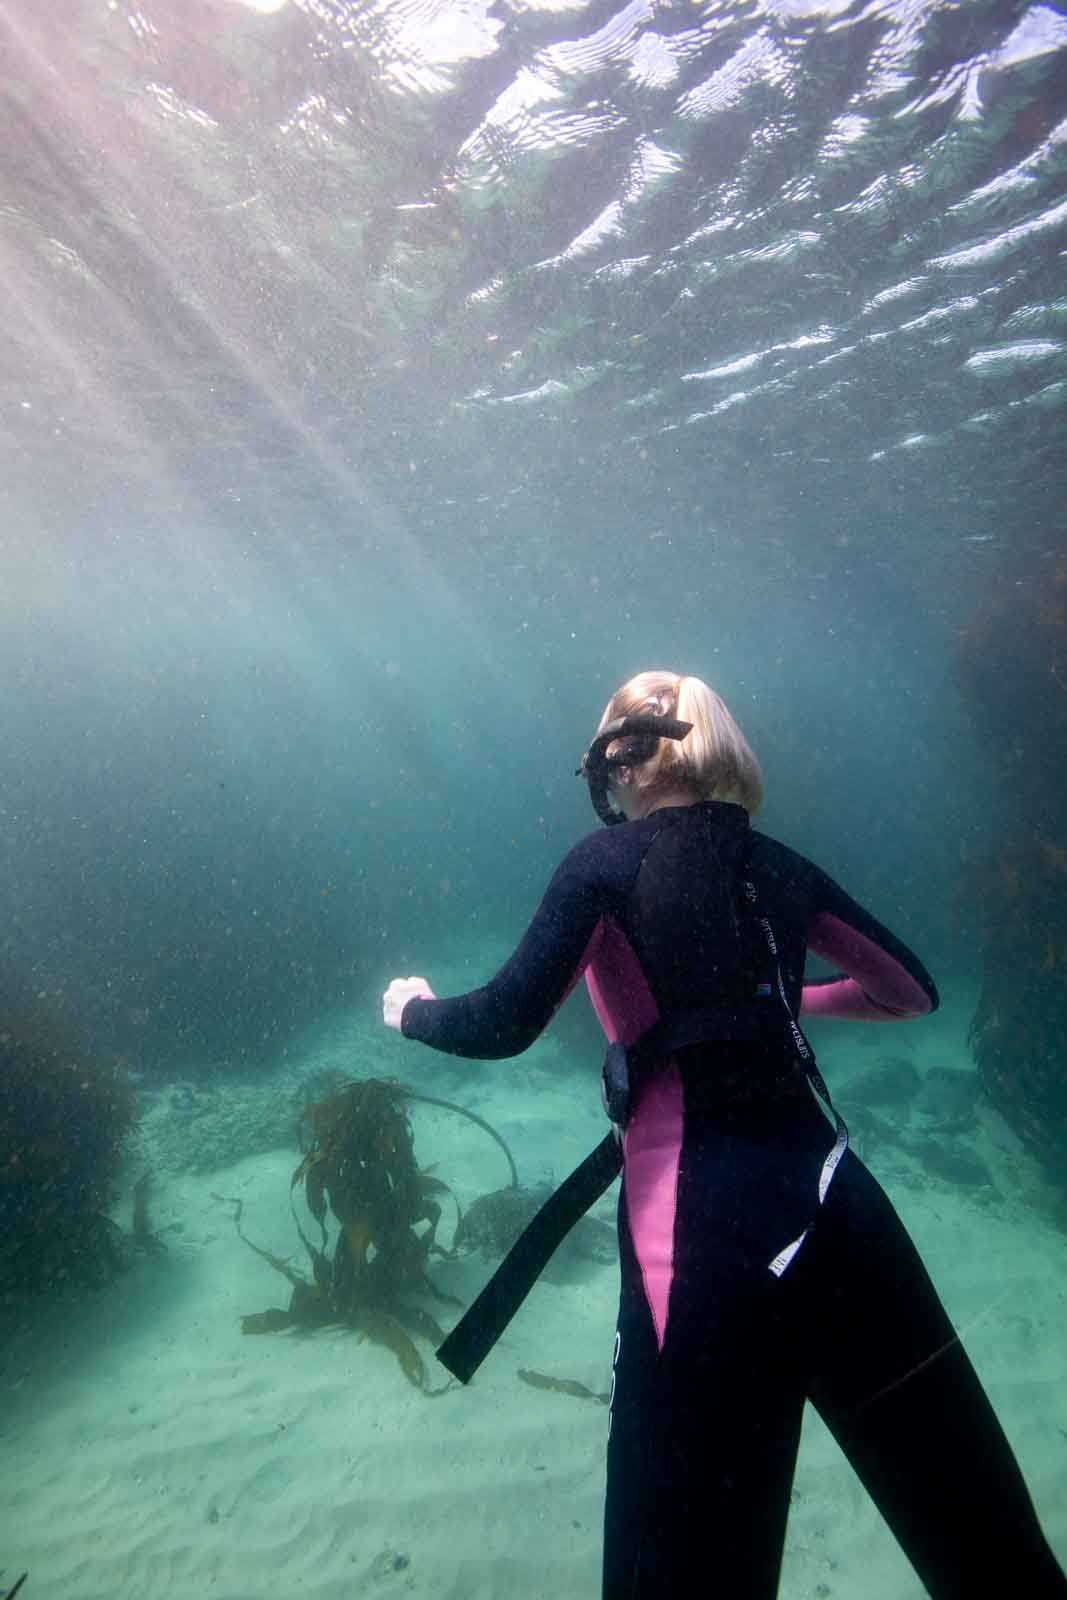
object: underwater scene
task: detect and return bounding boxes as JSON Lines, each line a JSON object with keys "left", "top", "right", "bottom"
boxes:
{"left": 1, "top": 0, "right": 1066, "bottom": 1595}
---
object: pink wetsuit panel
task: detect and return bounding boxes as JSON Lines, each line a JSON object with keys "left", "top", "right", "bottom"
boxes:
{"left": 584, "top": 915, "right": 659, "bottom": 1046}
{"left": 802, "top": 912, "right": 934, "bottom": 1021}
{"left": 584, "top": 915, "right": 681, "bottom": 1353}
{"left": 620, "top": 1065, "right": 684, "bottom": 1352}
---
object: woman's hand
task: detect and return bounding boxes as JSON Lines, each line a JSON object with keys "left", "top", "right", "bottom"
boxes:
{"left": 382, "top": 975, "right": 436, "bottom": 1031}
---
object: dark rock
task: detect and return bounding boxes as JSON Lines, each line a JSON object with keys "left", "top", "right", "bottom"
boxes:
{"left": 913, "top": 1068, "right": 979, "bottom": 1129}
{"left": 370, "top": 1549, "right": 410, "bottom": 1580}
{"left": 455, "top": 1184, "right": 617, "bottom": 1270}
{"left": 911, "top": 1135, "right": 995, "bottom": 1190}
{"left": 840, "top": 1056, "right": 921, "bottom": 1109}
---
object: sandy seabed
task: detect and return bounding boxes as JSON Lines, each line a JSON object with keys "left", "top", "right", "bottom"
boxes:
{"left": 2, "top": 997, "right": 1065, "bottom": 1600}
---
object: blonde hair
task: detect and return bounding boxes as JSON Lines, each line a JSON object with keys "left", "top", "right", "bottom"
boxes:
{"left": 595, "top": 670, "right": 763, "bottom": 814}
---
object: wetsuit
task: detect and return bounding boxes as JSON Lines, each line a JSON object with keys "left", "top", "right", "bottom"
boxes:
{"left": 402, "top": 801, "right": 1065, "bottom": 1599}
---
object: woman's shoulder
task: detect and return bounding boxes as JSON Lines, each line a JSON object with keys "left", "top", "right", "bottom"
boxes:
{"left": 747, "top": 827, "right": 829, "bottom": 892}
{"left": 561, "top": 819, "right": 647, "bottom": 867}
{"left": 551, "top": 816, "right": 660, "bottom": 891}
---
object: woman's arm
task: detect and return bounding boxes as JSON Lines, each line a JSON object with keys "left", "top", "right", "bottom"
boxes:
{"left": 799, "top": 869, "right": 938, "bottom": 1022}
{"left": 396, "top": 835, "right": 610, "bottom": 1059}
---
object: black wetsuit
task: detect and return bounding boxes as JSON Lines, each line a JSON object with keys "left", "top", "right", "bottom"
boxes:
{"left": 402, "top": 802, "right": 1065, "bottom": 1598}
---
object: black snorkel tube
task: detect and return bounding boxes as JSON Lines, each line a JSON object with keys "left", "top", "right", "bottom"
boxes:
{"left": 576, "top": 714, "right": 693, "bottom": 825}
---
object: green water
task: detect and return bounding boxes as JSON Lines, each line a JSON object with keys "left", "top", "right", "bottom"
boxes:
{"left": 1, "top": 0, "right": 1065, "bottom": 1594}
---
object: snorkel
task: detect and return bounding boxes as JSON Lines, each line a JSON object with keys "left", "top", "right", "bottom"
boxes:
{"left": 576, "top": 714, "right": 693, "bottom": 825}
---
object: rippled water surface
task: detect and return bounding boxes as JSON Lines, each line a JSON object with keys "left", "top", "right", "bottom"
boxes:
{"left": 4, "top": 0, "right": 1066, "bottom": 595}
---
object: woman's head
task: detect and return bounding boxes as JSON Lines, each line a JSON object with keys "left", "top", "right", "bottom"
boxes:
{"left": 595, "top": 670, "right": 763, "bottom": 815}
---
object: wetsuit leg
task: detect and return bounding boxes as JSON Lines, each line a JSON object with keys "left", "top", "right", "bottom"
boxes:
{"left": 798, "top": 1154, "right": 1067, "bottom": 1597}
{"left": 603, "top": 1127, "right": 816, "bottom": 1600}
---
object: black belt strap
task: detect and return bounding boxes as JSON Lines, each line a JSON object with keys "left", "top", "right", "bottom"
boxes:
{"left": 436, "top": 1132, "right": 623, "bottom": 1384}
{"left": 634, "top": 1006, "right": 782, "bottom": 1061}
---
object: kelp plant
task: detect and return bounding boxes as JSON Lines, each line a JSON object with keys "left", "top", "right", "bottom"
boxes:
{"left": 965, "top": 835, "right": 1067, "bottom": 1180}
{"left": 1, "top": 1008, "right": 134, "bottom": 1297}
{"left": 956, "top": 560, "right": 1067, "bottom": 1184}
{"left": 224, "top": 1077, "right": 517, "bottom": 1394}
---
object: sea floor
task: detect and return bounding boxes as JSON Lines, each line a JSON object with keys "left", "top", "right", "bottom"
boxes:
{"left": 1, "top": 997, "right": 1064, "bottom": 1599}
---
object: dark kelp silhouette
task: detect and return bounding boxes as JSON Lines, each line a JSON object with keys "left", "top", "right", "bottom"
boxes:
{"left": 956, "top": 562, "right": 1067, "bottom": 1187}
{"left": 1, "top": 1011, "right": 134, "bottom": 1296}
{"left": 964, "top": 834, "right": 1067, "bottom": 1181}
{"left": 222, "top": 1077, "right": 517, "bottom": 1393}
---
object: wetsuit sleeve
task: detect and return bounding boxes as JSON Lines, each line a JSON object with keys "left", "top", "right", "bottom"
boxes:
{"left": 799, "top": 863, "right": 938, "bottom": 1022}
{"left": 399, "top": 836, "right": 610, "bottom": 1059}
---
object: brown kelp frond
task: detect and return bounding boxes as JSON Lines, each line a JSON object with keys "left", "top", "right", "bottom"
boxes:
{"left": 417, "top": 1172, "right": 462, "bottom": 1258}
{"left": 230, "top": 1077, "right": 506, "bottom": 1392}
{"left": 357, "top": 1308, "right": 452, "bottom": 1395}
{"left": 399, "top": 1303, "right": 448, "bottom": 1345}
{"left": 241, "top": 1308, "right": 299, "bottom": 1335}
{"left": 517, "top": 1370, "right": 610, "bottom": 1404}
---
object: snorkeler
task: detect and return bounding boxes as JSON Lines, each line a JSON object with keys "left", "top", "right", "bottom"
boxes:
{"left": 383, "top": 671, "right": 1066, "bottom": 1598}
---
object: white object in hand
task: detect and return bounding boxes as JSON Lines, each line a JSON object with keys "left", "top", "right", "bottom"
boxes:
{"left": 383, "top": 975, "right": 436, "bottom": 1031}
